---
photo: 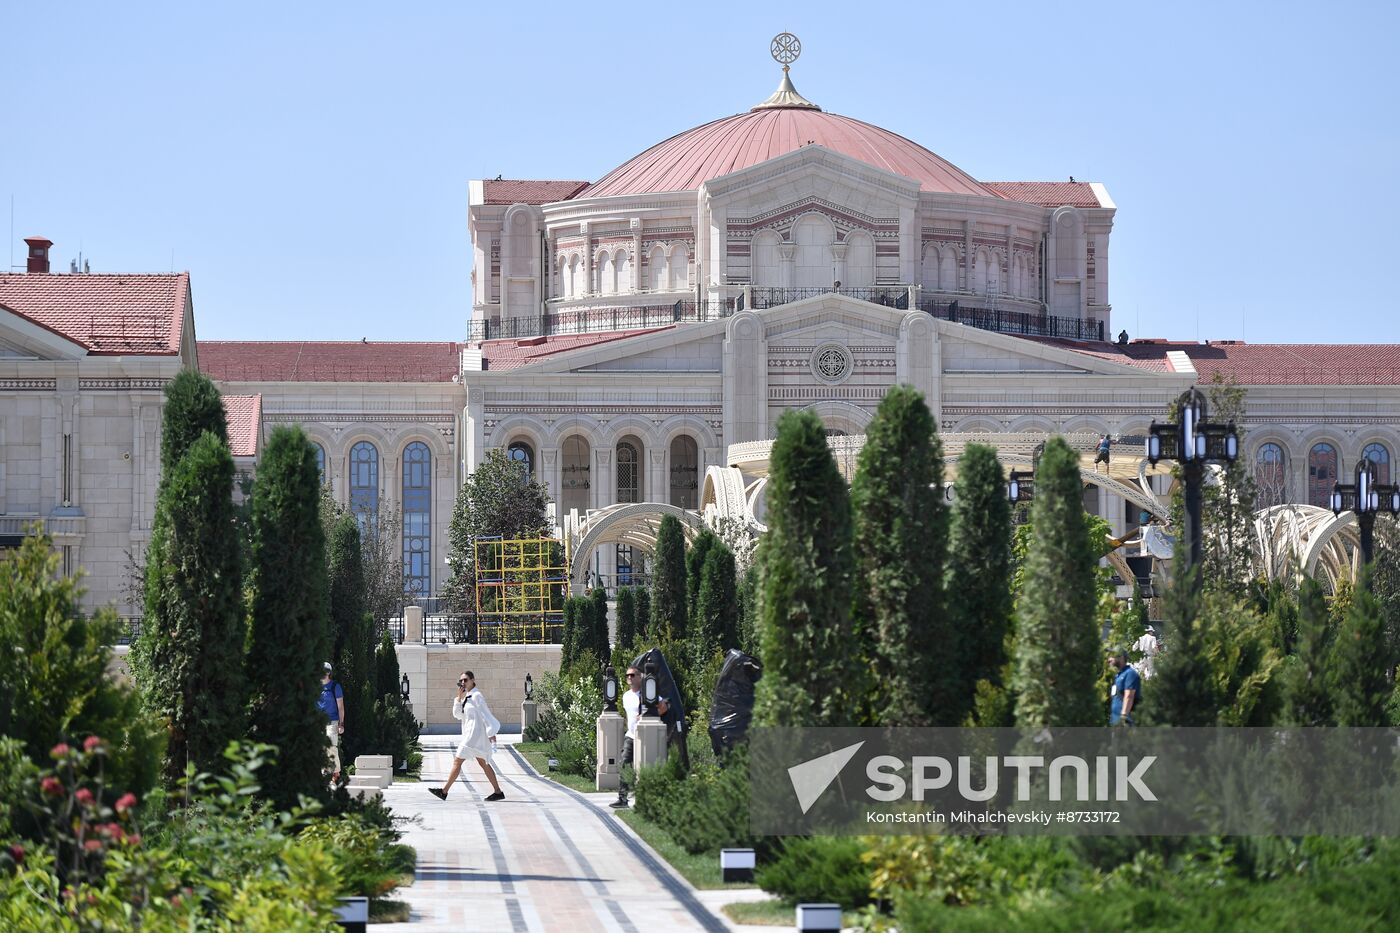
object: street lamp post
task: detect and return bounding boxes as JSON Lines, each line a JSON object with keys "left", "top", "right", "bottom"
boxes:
{"left": 1329, "top": 459, "right": 1400, "bottom": 566}
{"left": 1146, "top": 388, "right": 1240, "bottom": 571}
{"left": 1006, "top": 441, "right": 1045, "bottom": 518}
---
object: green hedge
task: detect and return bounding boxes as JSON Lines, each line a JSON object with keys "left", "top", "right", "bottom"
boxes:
{"left": 755, "top": 837, "right": 872, "bottom": 909}
{"left": 634, "top": 742, "right": 752, "bottom": 854}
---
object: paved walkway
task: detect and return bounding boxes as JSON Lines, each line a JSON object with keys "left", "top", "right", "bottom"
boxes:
{"left": 369, "top": 735, "right": 773, "bottom": 932}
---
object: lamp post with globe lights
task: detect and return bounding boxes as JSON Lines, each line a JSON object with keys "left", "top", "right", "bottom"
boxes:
{"left": 1330, "top": 459, "right": 1400, "bottom": 568}
{"left": 1146, "top": 388, "right": 1239, "bottom": 579}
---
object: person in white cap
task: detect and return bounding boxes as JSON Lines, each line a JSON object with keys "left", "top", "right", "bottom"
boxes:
{"left": 318, "top": 661, "right": 345, "bottom": 783}
{"left": 430, "top": 670, "right": 503, "bottom": 801}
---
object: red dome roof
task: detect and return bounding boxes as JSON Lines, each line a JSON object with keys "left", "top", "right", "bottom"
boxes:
{"left": 580, "top": 108, "right": 997, "bottom": 200}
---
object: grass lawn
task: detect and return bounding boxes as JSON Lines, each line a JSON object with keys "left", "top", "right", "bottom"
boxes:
{"left": 722, "top": 900, "right": 831, "bottom": 927}
{"left": 514, "top": 742, "right": 599, "bottom": 794}
{"left": 613, "top": 808, "right": 756, "bottom": 891}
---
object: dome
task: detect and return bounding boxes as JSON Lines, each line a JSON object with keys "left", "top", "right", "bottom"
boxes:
{"left": 580, "top": 106, "right": 997, "bottom": 200}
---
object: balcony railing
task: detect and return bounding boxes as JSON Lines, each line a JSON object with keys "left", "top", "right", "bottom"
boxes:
{"left": 468, "top": 289, "right": 1105, "bottom": 344}
{"left": 919, "top": 296, "right": 1104, "bottom": 342}
{"left": 467, "top": 300, "right": 734, "bottom": 342}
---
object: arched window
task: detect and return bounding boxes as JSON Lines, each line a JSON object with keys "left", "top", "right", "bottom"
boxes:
{"left": 1255, "top": 442, "right": 1287, "bottom": 509}
{"left": 670, "top": 245, "right": 688, "bottom": 290}
{"left": 752, "top": 232, "right": 782, "bottom": 288}
{"left": 402, "top": 442, "right": 432, "bottom": 598}
{"left": 647, "top": 245, "right": 666, "bottom": 291}
{"left": 669, "top": 435, "right": 699, "bottom": 509}
{"left": 566, "top": 255, "right": 580, "bottom": 298}
{"left": 349, "top": 441, "right": 379, "bottom": 536}
{"left": 1308, "top": 442, "right": 1338, "bottom": 507}
{"left": 561, "top": 435, "right": 591, "bottom": 517}
{"left": 597, "top": 251, "right": 614, "bottom": 294}
{"left": 921, "top": 245, "right": 940, "bottom": 292}
{"left": 940, "top": 248, "right": 957, "bottom": 291}
{"left": 616, "top": 438, "right": 641, "bottom": 504}
{"left": 507, "top": 440, "right": 534, "bottom": 479}
{"left": 312, "top": 443, "right": 326, "bottom": 483}
{"left": 844, "top": 232, "right": 875, "bottom": 287}
{"left": 614, "top": 249, "right": 632, "bottom": 293}
{"left": 793, "top": 214, "right": 835, "bottom": 287}
{"left": 1363, "top": 443, "right": 1391, "bottom": 485}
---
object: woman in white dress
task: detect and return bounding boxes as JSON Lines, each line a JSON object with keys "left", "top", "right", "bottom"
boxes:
{"left": 429, "top": 671, "right": 504, "bottom": 801}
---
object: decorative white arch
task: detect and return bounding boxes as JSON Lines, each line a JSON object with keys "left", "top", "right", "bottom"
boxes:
{"left": 567, "top": 502, "right": 706, "bottom": 589}
{"left": 1253, "top": 503, "right": 1360, "bottom": 594}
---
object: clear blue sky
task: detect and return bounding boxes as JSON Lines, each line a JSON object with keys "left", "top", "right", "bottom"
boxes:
{"left": 5, "top": 1, "right": 1397, "bottom": 344}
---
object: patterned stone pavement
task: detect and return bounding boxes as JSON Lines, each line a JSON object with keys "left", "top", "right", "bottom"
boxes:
{"left": 369, "top": 735, "right": 773, "bottom": 932}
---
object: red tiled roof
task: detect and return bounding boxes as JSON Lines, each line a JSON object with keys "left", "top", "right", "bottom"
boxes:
{"left": 582, "top": 110, "right": 997, "bottom": 199}
{"left": 482, "top": 179, "right": 589, "bottom": 205}
{"left": 984, "top": 182, "right": 1103, "bottom": 209}
{"left": 0, "top": 273, "right": 188, "bottom": 355}
{"left": 199, "top": 341, "right": 462, "bottom": 382}
{"left": 479, "top": 327, "right": 674, "bottom": 371}
{"left": 221, "top": 394, "right": 262, "bottom": 458}
{"left": 1033, "top": 337, "right": 1400, "bottom": 385}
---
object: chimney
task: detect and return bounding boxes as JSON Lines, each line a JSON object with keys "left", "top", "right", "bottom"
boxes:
{"left": 24, "top": 237, "right": 53, "bottom": 274}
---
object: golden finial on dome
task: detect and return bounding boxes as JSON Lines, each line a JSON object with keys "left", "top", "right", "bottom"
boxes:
{"left": 753, "top": 33, "right": 821, "bottom": 111}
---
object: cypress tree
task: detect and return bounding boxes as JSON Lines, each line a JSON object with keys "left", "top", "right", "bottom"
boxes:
{"left": 560, "top": 596, "right": 582, "bottom": 671}
{"left": 1012, "top": 436, "right": 1100, "bottom": 728}
{"left": 1282, "top": 579, "right": 1332, "bottom": 725}
{"left": 948, "top": 443, "right": 1012, "bottom": 723}
{"left": 326, "top": 517, "right": 368, "bottom": 689}
{"left": 696, "top": 542, "right": 740, "bottom": 652}
{"left": 157, "top": 370, "right": 228, "bottom": 482}
{"left": 851, "top": 385, "right": 948, "bottom": 726}
{"left": 1329, "top": 568, "right": 1390, "bottom": 726}
{"left": 615, "top": 586, "right": 638, "bottom": 654}
{"left": 246, "top": 426, "right": 330, "bottom": 807}
{"left": 1152, "top": 562, "right": 1217, "bottom": 726}
{"left": 375, "top": 628, "right": 401, "bottom": 704}
{"left": 634, "top": 588, "right": 651, "bottom": 649}
{"left": 753, "top": 410, "right": 856, "bottom": 728}
{"left": 686, "top": 529, "right": 718, "bottom": 622}
{"left": 133, "top": 431, "right": 246, "bottom": 786}
{"left": 590, "top": 586, "right": 611, "bottom": 660}
{"left": 650, "top": 514, "right": 688, "bottom": 641}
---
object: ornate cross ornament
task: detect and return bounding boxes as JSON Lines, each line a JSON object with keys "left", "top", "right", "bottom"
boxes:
{"left": 770, "top": 32, "right": 801, "bottom": 67}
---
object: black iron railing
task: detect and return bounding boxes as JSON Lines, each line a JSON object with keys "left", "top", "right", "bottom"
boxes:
{"left": 920, "top": 296, "right": 1104, "bottom": 342}
{"left": 748, "top": 286, "right": 910, "bottom": 309}
{"left": 421, "top": 615, "right": 565, "bottom": 646}
{"left": 468, "top": 300, "right": 734, "bottom": 342}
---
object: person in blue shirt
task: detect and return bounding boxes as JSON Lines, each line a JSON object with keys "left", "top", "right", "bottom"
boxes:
{"left": 1094, "top": 434, "right": 1112, "bottom": 473}
{"left": 1107, "top": 650, "right": 1141, "bottom": 726}
{"left": 319, "top": 662, "right": 346, "bottom": 782}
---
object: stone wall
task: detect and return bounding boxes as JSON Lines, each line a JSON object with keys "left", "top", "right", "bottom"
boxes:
{"left": 397, "top": 643, "right": 561, "bottom": 733}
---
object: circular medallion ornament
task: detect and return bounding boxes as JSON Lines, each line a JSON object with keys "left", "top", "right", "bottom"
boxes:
{"left": 770, "top": 33, "right": 801, "bottom": 66}
{"left": 811, "top": 343, "right": 853, "bottom": 384}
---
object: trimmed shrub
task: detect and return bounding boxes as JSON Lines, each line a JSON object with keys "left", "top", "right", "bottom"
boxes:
{"left": 634, "top": 742, "right": 752, "bottom": 854}
{"left": 757, "top": 837, "right": 873, "bottom": 909}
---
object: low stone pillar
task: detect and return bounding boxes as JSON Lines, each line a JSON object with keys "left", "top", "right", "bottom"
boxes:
{"left": 522, "top": 699, "right": 538, "bottom": 734}
{"left": 634, "top": 717, "right": 668, "bottom": 773}
{"left": 404, "top": 605, "right": 424, "bottom": 643}
{"left": 595, "top": 709, "right": 625, "bottom": 790}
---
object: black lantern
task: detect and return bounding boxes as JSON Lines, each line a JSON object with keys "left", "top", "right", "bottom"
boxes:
{"left": 642, "top": 661, "right": 660, "bottom": 717}
{"left": 1007, "top": 468, "right": 1034, "bottom": 504}
{"left": 399, "top": 673, "right": 410, "bottom": 702}
{"left": 1330, "top": 458, "right": 1400, "bottom": 566}
{"left": 1146, "top": 388, "right": 1240, "bottom": 573}
{"left": 524, "top": 672, "right": 534, "bottom": 701}
{"left": 603, "top": 665, "right": 619, "bottom": 713}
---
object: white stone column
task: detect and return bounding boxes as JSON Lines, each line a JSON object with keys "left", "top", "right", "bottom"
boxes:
{"left": 648, "top": 446, "right": 666, "bottom": 507}
{"left": 830, "top": 242, "right": 847, "bottom": 287}
{"left": 580, "top": 221, "right": 592, "bottom": 296}
{"left": 631, "top": 218, "right": 643, "bottom": 294}
{"left": 463, "top": 394, "right": 486, "bottom": 475}
{"left": 899, "top": 204, "right": 917, "bottom": 284}
{"left": 541, "top": 447, "right": 560, "bottom": 513}
{"left": 708, "top": 205, "right": 728, "bottom": 288}
{"left": 778, "top": 243, "right": 796, "bottom": 289}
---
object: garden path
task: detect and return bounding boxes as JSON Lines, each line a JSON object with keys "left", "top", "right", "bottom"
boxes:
{"left": 368, "top": 735, "right": 765, "bottom": 932}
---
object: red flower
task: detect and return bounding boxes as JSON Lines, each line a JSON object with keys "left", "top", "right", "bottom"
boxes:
{"left": 114, "top": 792, "right": 138, "bottom": 814}
{"left": 126, "top": 834, "right": 141, "bottom": 847}
{"left": 7, "top": 844, "right": 23, "bottom": 864}
{"left": 83, "top": 839, "right": 104, "bottom": 853}
{"left": 41, "top": 776, "right": 64, "bottom": 797}
{"left": 50, "top": 743, "right": 71, "bottom": 760}
{"left": 83, "top": 736, "right": 104, "bottom": 753}
{"left": 74, "top": 788, "right": 95, "bottom": 807}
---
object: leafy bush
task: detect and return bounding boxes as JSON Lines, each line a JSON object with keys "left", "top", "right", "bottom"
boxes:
{"left": 527, "top": 672, "right": 602, "bottom": 776}
{"left": 296, "top": 811, "right": 414, "bottom": 902}
{"left": 634, "top": 742, "right": 752, "bottom": 854}
{"left": 756, "top": 836, "right": 872, "bottom": 909}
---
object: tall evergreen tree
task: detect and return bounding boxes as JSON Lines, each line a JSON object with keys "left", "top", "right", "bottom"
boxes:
{"left": 650, "top": 514, "right": 689, "bottom": 641}
{"left": 133, "top": 431, "right": 246, "bottom": 786}
{"left": 1283, "top": 578, "right": 1333, "bottom": 725}
{"left": 635, "top": 588, "right": 651, "bottom": 648}
{"left": 1152, "top": 562, "right": 1217, "bottom": 725}
{"left": 851, "top": 385, "right": 948, "bottom": 726}
{"left": 326, "top": 515, "right": 369, "bottom": 691}
{"left": 375, "top": 628, "right": 401, "bottom": 705}
{"left": 443, "top": 449, "right": 551, "bottom": 616}
{"left": 590, "top": 586, "right": 611, "bottom": 659}
{"left": 1329, "top": 568, "right": 1390, "bottom": 726}
{"left": 246, "top": 426, "right": 330, "bottom": 808}
{"left": 685, "top": 529, "right": 718, "bottom": 622}
{"left": 560, "top": 596, "right": 583, "bottom": 671}
{"left": 753, "top": 410, "right": 856, "bottom": 728}
{"left": 695, "top": 542, "right": 740, "bottom": 653}
{"left": 615, "top": 586, "right": 638, "bottom": 654}
{"left": 1012, "top": 436, "right": 1100, "bottom": 728}
{"left": 948, "top": 443, "right": 1012, "bottom": 723}
{"left": 157, "top": 370, "right": 228, "bottom": 482}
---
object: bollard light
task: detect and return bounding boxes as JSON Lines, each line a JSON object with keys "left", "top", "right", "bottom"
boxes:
{"left": 524, "top": 672, "right": 534, "bottom": 701}
{"left": 603, "top": 665, "right": 619, "bottom": 713}
{"left": 399, "top": 673, "right": 410, "bottom": 702}
{"left": 642, "top": 661, "right": 660, "bottom": 717}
